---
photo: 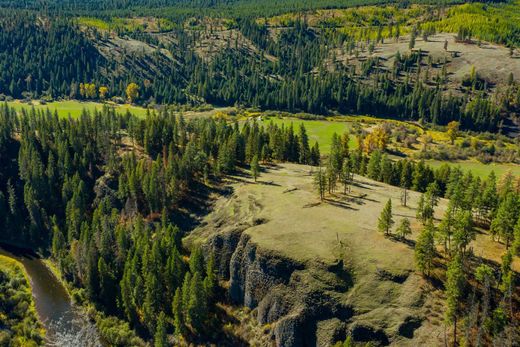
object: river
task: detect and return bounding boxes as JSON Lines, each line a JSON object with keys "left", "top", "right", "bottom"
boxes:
{"left": 0, "top": 244, "right": 103, "bottom": 347}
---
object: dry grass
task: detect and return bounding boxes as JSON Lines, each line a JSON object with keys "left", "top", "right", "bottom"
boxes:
{"left": 188, "top": 162, "right": 518, "bottom": 345}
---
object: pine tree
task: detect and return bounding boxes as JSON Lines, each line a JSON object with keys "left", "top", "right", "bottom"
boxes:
{"left": 367, "top": 150, "right": 382, "bottom": 180}
{"left": 415, "top": 219, "right": 435, "bottom": 276}
{"left": 154, "top": 311, "right": 168, "bottom": 347}
{"left": 490, "top": 193, "right": 518, "bottom": 247}
{"left": 181, "top": 272, "right": 192, "bottom": 323}
{"left": 298, "top": 124, "right": 310, "bottom": 164}
{"left": 396, "top": 218, "right": 412, "bottom": 240}
{"left": 445, "top": 254, "right": 465, "bottom": 347}
{"left": 400, "top": 188, "right": 409, "bottom": 207}
{"left": 378, "top": 199, "right": 394, "bottom": 236}
{"left": 438, "top": 202, "right": 456, "bottom": 254}
{"left": 340, "top": 160, "right": 352, "bottom": 194}
{"left": 480, "top": 171, "right": 498, "bottom": 224}
{"left": 310, "top": 141, "right": 321, "bottom": 166}
{"left": 379, "top": 154, "right": 393, "bottom": 184}
{"left": 250, "top": 154, "right": 260, "bottom": 182}
{"left": 314, "top": 168, "right": 327, "bottom": 201}
{"left": 499, "top": 250, "right": 513, "bottom": 294}
{"left": 189, "top": 246, "right": 205, "bottom": 276}
{"left": 409, "top": 28, "right": 417, "bottom": 50}
{"left": 203, "top": 253, "right": 217, "bottom": 301}
{"left": 425, "top": 182, "right": 440, "bottom": 208}
{"left": 172, "top": 287, "right": 185, "bottom": 336}
{"left": 143, "top": 272, "right": 161, "bottom": 333}
{"left": 187, "top": 272, "right": 207, "bottom": 333}
{"left": 513, "top": 216, "right": 520, "bottom": 256}
{"left": 452, "top": 210, "right": 475, "bottom": 255}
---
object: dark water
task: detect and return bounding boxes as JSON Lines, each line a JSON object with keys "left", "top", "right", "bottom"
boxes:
{"left": 0, "top": 245, "right": 103, "bottom": 347}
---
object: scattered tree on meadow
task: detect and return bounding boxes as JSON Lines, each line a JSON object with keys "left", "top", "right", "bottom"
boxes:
{"left": 250, "top": 154, "right": 260, "bottom": 182}
{"left": 310, "top": 141, "right": 321, "bottom": 166}
{"left": 378, "top": 199, "right": 394, "bottom": 236}
{"left": 396, "top": 217, "right": 412, "bottom": 240}
{"left": 400, "top": 187, "right": 409, "bottom": 207}
{"left": 340, "top": 160, "right": 353, "bottom": 194}
{"left": 445, "top": 254, "right": 465, "bottom": 347}
{"left": 416, "top": 193, "right": 434, "bottom": 223}
{"left": 415, "top": 219, "right": 436, "bottom": 276}
{"left": 409, "top": 28, "right": 417, "bottom": 50}
{"left": 314, "top": 168, "right": 327, "bottom": 201}
{"left": 438, "top": 202, "right": 456, "bottom": 254}
{"left": 298, "top": 124, "right": 310, "bottom": 164}
{"left": 453, "top": 210, "right": 475, "bottom": 255}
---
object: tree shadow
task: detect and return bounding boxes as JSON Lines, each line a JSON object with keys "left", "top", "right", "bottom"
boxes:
{"left": 324, "top": 198, "right": 358, "bottom": 210}
{"left": 257, "top": 180, "right": 281, "bottom": 187}
{"left": 387, "top": 235, "right": 416, "bottom": 249}
{"left": 171, "top": 180, "right": 230, "bottom": 233}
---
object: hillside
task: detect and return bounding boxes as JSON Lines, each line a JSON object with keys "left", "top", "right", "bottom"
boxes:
{"left": 186, "top": 163, "right": 518, "bottom": 346}
{"left": 1, "top": 1, "right": 519, "bottom": 133}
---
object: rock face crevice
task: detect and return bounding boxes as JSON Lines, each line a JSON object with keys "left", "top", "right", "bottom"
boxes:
{"left": 207, "top": 228, "right": 354, "bottom": 347}
{"left": 229, "top": 234, "right": 304, "bottom": 308}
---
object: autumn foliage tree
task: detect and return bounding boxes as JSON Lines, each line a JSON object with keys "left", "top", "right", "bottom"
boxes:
{"left": 126, "top": 83, "right": 139, "bottom": 104}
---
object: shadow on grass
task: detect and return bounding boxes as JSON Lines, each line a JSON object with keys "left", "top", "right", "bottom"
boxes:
{"left": 171, "top": 180, "right": 232, "bottom": 233}
{"left": 257, "top": 180, "right": 281, "bottom": 187}
{"left": 387, "top": 235, "right": 416, "bottom": 249}
{"left": 324, "top": 197, "right": 359, "bottom": 211}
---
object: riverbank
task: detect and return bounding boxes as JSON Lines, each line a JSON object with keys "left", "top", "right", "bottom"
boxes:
{"left": 0, "top": 245, "right": 105, "bottom": 346}
{"left": 0, "top": 242, "right": 145, "bottom": 346}
{"left": 0, "top": 254, "right": 45, "bottom": 345}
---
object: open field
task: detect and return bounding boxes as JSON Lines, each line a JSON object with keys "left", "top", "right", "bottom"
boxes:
{"left": 427, "top": 160, "right": 520, "bottom": 179}
{"left": 259, "top": 116, "right": 356, "bottom": 153}
{"left": 4, "top": 100, "right": 241, "bottom": 120}
{"left": 188, "top": 163, "right": 518, "bottom": 345}
{"left": 5, "top": 100, "right": 150, "bottom": 118}
{"left": 257, "top": 116, "right": 519, "bottom": 179}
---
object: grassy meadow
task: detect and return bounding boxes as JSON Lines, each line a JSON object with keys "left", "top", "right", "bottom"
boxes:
{"left": 259, "top": 116, "right": 519, "bottom": 179}
{"left": 427, "top": 160, "right": 520, "bottom": 179}
{"left": 259, "top": 116, "right": 356, "bottom": 153}
{"left": 5, "top": 100, "right": 150, "bottom": 118}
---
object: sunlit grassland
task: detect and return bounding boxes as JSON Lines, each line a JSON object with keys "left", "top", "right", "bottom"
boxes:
{"left": 76, "top": 16, "right": 176, "bottom": 33}
{"left": 5, "top": 100, "right": 150, "bottom": 118}
{"left": 257, "top": 115, "right": 519, "bottom": 179}
{"left": 427, "top": 160, "right": 520, "bottom": 179}
{"left": 264, "top": 1, "right": 520, "bottom": 45}
{"left": 423, "top": 1, "right": 520, "bottom": 45}
{"left": 259, "top": 116, "right": 356, "bottom": 154}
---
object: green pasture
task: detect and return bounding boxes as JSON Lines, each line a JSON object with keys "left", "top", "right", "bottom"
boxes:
{"left": 427, "top": 160, "right": 520, "bottom": 179}
{"left": 259, "top": 116, "right": 356, "bottom": 154}
{"left": 5, "top": 100, "right": 150, "bottom": 118}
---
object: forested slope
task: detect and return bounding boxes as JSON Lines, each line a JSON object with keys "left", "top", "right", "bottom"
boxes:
{"left": 2, "top": 1, "right": 520, "bottom": 132}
